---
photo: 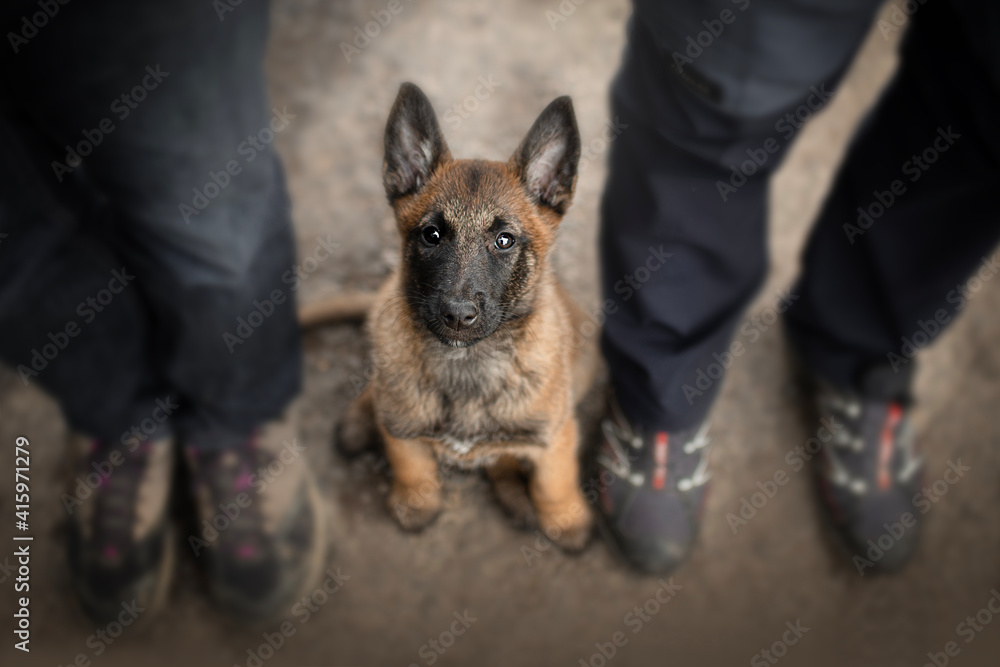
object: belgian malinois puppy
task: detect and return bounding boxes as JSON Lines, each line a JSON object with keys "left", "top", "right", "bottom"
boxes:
{"left": 338, "top": 83, "right": 597, "bottom": 551}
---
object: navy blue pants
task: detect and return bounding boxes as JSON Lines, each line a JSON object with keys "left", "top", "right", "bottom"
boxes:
{"left": 602, "top": 0, "right": 1000, "bottom": 430}
{"left": 0, "top": 0, "right": 302, "bottom": 450}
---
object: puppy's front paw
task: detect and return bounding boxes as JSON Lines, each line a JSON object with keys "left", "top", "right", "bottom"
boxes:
{"left": 538, "top": 502, "right": 593, "bottom": 553}
{"left": 387, "top": 483, "right": 442, "bottom": 532}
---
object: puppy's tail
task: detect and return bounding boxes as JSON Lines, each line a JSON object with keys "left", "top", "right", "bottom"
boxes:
{"left": 298, "top": 291, "right": 377, "bottom": 328}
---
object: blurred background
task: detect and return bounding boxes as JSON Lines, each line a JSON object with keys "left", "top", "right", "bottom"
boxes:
{"left": 2, "top": 0, "right": 999, "bottom": 665}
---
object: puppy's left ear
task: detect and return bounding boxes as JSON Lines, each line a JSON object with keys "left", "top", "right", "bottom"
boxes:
{"left": 383, "top": 82, "right": 451, "bottom": 202}
{"left": 510, "top": 96, "right": 581, "bottom": 216}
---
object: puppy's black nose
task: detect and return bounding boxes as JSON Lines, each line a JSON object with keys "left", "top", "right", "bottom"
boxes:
{"left": 440, "top": 299, "right": 479, "bottom": 331}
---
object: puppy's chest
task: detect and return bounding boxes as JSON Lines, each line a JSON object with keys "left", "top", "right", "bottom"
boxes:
{"left": 430, "top": 364, "right": 542, "bottom": 440}
{"left": 428, "top": 410, "right": 546, "bottom": 467}
{"left": 408, "top": 354, "right": 549, "bottom": 458}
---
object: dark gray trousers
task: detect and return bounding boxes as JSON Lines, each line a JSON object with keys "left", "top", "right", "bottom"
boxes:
{"left": 0, "top": 0, "right": 302, "bottom": 450}
{"left": 601, "top": 0, "right": 1000, "bottom": 429}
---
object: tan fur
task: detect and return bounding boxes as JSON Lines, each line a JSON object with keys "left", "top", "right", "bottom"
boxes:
{"left": 339, "top": 108, "right": 596, "bottom": 551}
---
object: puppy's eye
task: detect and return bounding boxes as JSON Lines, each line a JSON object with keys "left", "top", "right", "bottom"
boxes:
{"left": 422, "top": 226, "right": 442, "bottom": 246}
{"left": 495, "top": 232, "right": 515, "bottom": 250}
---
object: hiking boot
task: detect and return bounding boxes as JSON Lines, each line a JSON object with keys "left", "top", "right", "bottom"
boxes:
{"left": 65, "top": 434, "right": 175, "bottom": 624}
{"left": 807, "top": 364, "right": 924, "bottom": 574}
{"left": 589, "top": 398, "right": 712, "bottom": 574}
{"left": 184, "top": 411, "right": 326, "bottom": 622}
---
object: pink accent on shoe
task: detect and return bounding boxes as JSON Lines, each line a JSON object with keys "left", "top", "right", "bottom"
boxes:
{"left": 103, "top": 545, "right": 119, "bottom": 559}
{"left": 652, "top": 432, "right": 668, "bottom": 490}
{"left": 878, "top": 403, "right": 902, "bottom": 492}
{"left": 235, "top": 473, "right": 252, "bottom": 491}
{"left": 237, "top": 544, "right": 256, "bottom": 559}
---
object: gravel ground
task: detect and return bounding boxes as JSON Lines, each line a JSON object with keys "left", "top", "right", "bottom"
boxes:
{"left": 2, "top": 1, "right": 999, "bottom": 666}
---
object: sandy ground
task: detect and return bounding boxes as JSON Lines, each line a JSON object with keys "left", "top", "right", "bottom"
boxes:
{"left": 3, "top": 1, "right": 1000, "bottom": 666}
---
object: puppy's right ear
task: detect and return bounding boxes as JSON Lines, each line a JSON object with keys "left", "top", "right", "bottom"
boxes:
{"left": 383, "top": 83, "right": 451, "bottom": 201}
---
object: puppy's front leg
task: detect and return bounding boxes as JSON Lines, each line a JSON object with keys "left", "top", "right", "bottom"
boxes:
{"left": 530, "top": 417, "right": 592, "bottom": 552}
{"left": 382, "top": 429, "right": 442, "bottom": 531}
{"left": 487, "top": 455, "right": 537, "bottom": 529}
{"left": 335, "top": 385, "right": 379, "bottom": 457}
